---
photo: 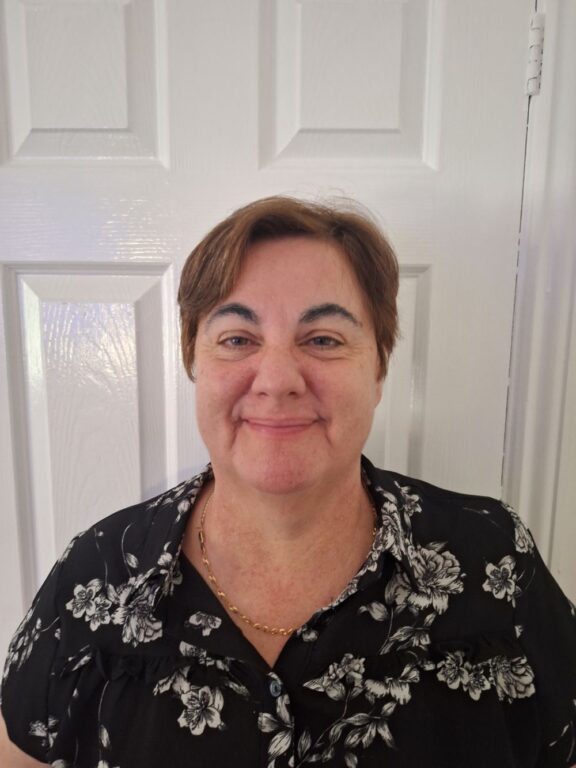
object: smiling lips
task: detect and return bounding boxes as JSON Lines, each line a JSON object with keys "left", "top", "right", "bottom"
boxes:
{"left": 243, "top": 418, "right": 317, "bottom": 436}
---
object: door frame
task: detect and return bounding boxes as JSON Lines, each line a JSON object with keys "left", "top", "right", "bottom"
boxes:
{"left": 504, "top": 0, "right": 576, "bottom": 596}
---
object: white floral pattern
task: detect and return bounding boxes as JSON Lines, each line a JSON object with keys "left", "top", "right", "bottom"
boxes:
{"left": 187, "top": 611, "right": 222, "bottom": 637}
{"left": 502, "top": 502, "right": 535, "bottom": 554}
{"left": 64, "top": 574, "right": 163, "bottom": 646}
{"left": 258, "top": 694, "right": 294, "bottom": 766}
{"left": 29, "top": 716, "right": 58, "bottom": 750}
{"left": 264, "top": 652, "right": 406, "bottom": 766}
{"left": 490, "top": 655, "right": 536, "bottom": 702}
{"left": 2, "top": 610, "right": 59, "bottom": 683}
{"left": 66, "top": 579, "right": 112, "bottom": 630}
{"left": 111, "top": 579, "right": 162, "bottom": 645}
{"left": 433, "top": 647, "right": 536, "bottom": 704}
{"left": 304, "top": 654, "right": 366, "bottom": 702}
{"left": 177, "top": 685, "right": 225, "bottom": 735}
{"left": 365, "top": 664, "right": 420, "bottom": 705}
{"left": 385, "top": 543, "right": 465, "bottom": 614}
{"left": 482, "top": 555, "right": 520, "bottom": 605}
{"left": 65, "top": 556, "right": 168, "bottom": 646}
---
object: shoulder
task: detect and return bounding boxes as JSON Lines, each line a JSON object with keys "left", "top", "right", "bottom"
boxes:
{"left": 363, "top": 456, "right": 532, "bottom": 562}
{"left": 54, "top": 469, "right": 209, "bottom": 600}
{"left": 43, "top": 469, "right": 211, "bottom": 653}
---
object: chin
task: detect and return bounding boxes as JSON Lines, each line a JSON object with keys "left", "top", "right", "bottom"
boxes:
{"left": 235, "top": 455, "right": 322, "bottom": 496}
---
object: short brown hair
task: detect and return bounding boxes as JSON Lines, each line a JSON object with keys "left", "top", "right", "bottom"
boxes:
{"left": 178, "top": 196, "right": 399, "bottom": 379}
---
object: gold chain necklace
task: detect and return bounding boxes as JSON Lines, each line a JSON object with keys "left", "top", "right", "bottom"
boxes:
{"left": 198, "top": 488, "right": 378, "bottom": 638}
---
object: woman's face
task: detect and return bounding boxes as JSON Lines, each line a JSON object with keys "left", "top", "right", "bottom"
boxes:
{"left": 193, "top": 236, "right": 383, "bottom": 495}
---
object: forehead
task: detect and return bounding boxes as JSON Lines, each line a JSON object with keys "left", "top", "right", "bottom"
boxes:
{"left": 229, "top": 236, "right": 365, "bottom": 305}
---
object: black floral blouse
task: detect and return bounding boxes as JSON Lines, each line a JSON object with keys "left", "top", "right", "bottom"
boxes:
{"left": 2, "top": 457, "right": 576, "bottom": 767}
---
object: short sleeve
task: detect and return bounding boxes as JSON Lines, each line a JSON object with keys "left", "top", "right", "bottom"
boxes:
{"left": 513, "top": 516, "right": 576, "bottom": 767}
{"left": 1, "top": 552, "right": 66, "bottom": 761}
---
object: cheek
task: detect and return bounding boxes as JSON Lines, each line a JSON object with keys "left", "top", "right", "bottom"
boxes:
{"left": 195, "top": 378, "right": 239, "bottom": 451}
{"left": 340, "top": 372, "right": 382, "bottom": 422}
{"left": 195, "top": 366, "right": 251, "bottom": 419}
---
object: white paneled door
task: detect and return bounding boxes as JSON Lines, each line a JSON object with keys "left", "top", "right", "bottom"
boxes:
{"left": 0, "top": 0, "right": 535, "bottom": 654}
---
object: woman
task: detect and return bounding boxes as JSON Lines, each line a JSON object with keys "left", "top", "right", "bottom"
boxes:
{"left": 2, "top": 196, "right": 575, "bottom": 767}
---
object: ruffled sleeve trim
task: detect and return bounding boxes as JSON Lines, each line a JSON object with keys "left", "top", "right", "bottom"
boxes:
{"left": 360, "top": 632, "right": 537, "bottom": 704}
{"left": 54, "top": 642, "right": 236, "bottom": 688}
{"left": 425, "top": 633, "right": 536, "bottom": 703}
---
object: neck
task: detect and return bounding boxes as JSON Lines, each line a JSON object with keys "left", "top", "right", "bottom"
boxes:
{"left": 184, "top": 467, "right": 377, "bottom": 645}
{"left": 198, "top": 468, "right": 374, "bottom": 581}
{"left": 206, "top": 472, "right": 373, "bottom": 569}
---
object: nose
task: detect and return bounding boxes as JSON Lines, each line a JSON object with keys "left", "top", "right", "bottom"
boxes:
{"left": 250, "top": 345, "right": 307, "bottom": 399}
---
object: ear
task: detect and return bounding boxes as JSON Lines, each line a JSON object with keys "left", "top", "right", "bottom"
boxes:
{"left": 375, "top": 375, "right": 384, "bottom": 405}
{"left": 374, "top": 351, "right": 385, "bottom": 404}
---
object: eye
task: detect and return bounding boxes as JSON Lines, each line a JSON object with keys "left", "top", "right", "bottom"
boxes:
{"left": 220, "top": 336, "right": 252, "bottom": 347}
{"left": 306, "top": 336, "right": 342, "bottom": 348}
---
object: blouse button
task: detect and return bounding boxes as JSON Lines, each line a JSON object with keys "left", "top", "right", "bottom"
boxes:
{"left": 269, "top": 679, "right": 283, "bottom": 698}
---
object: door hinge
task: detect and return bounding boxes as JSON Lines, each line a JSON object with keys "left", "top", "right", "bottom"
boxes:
{"left": 526, "top": 12, "right": 545, "bottom": 95}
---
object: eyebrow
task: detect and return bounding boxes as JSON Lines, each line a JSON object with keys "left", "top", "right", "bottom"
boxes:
{"left": 299, "top": 303, "right": 361, "bottom": 327}
{"left": 205, "top": 302, "right": 361, "bottom": 328}
{"left": 206, "top": 303, "right": 259, "bottom": 327}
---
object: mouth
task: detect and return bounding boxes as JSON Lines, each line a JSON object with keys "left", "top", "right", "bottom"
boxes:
{"left": 243, "top": 418, "right": 317, "bottom": 436}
